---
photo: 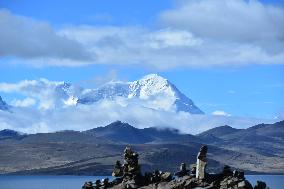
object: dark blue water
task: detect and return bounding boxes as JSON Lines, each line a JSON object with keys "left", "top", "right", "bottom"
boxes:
{"left": 0, "top": 175, "right": 111, "bottom": 189}
{"left": 246, "top": 175, "right": 284, "bottom": 189}
{"left": 0, "top": 175, "right": 283, "bottom": 189}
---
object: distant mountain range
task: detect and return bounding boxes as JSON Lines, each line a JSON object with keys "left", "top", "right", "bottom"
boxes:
{"left": 84, "top": 121, "right": 200, "bottom": 144}
{"left": 0, "top": 120, "right": 283, "bottom": 175}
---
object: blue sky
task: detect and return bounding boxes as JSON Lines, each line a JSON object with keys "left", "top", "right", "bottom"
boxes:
{"left": 0, "top": 0, "right": 173, "bottom": 26}
{"left": 0, "top": 0, "right": 284, "bottom": 120}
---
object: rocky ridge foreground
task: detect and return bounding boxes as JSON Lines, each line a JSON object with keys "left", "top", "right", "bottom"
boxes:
{"left": 82, "top": 146, "right": 269, "bottom": 189}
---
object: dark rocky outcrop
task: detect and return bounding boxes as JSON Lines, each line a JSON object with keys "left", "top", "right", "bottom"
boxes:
{"left": 82, "top": 146, "right": 269, "bottom": 189}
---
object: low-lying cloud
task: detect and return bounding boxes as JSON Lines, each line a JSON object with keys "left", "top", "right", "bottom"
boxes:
{"left": 0, "top": 79, "right": 68, "bottom": 109}
{"left": 0, "top": 78, "right": 280, "bottom": 134}
{"left": 11, "top": 97, "right": 36, "bottom": 107}
{"left": 0, "top": 100, "right": 277, "bottom": 134}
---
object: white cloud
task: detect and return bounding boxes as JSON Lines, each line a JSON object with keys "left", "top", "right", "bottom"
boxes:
{"left": 0, "top": 79, "right": 81, "bottom": 109}
{"left": 11, "top": 98, "right": 36, "bottom": 107}
{"left": 159, "top": 0, "right": 284, "bottom": 42}
{"left": 57, "top": 25, "right": 284, "bottom": 69}
{"left": 0, "top": 9, "right": 92, "bottom": 62}
{"left": 2, "top": 1, "right": 284, "bottom": 69}
{"left": 148, "top": 29, "right": 203, "bottom": 49}
{"left": 212, "top": 110, "right": 231, "bottom": 117}
{"left": 0, "top": 100, "right": 276, "bottom": 134}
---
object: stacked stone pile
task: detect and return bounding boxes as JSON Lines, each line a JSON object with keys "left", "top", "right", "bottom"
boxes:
{"left": 82, "top": 146, "right": 269, "bottom": 189}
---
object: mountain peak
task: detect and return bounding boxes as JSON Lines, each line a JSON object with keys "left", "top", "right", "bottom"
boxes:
{"left": 0, "top": 129, "right": 25, "bottom": 140}
{"left": 76, "top": 74, "right": 203, "bottom": 114}
{"left": 105, "top": 120, "right": 133, "bottom": 128}
{"left": 85, "top": 121, "right": 198, "bottom": 144}
{"left": 139, "top": 74, "right": 168, "bottom": 86}
{"left": 141, "top": 74, "right": 166, "bottom": 81}
{"left": 0, "top": 96, "right": 10, "bottom": 112}
{"left": 198, "top": 125, "right": 241, "bottom": 138}
{"left": 129, "top": 74, "right": 172, "bottom": 100}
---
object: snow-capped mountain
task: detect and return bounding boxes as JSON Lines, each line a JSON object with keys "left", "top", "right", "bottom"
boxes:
{"left": 77, "top": 81, "right": 129, "bottom": 104}
{"left": 77, "top": 74, "right": 204, "bottom": 114}
{"left": 0, "top": 96, "right": 10, "bottom": 112}
{"left": 2, "top": 74, "right": 203, "bottom": 114}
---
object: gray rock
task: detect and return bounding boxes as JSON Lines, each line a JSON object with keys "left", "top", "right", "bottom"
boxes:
{"left": 254, "top": 181, "right": 267, "bottom": 189}
{"left": 83, "top": 146, "right": 268, "bottom": 189}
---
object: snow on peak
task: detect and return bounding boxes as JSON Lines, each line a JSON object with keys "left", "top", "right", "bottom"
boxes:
{"left": 77, "top": 74, "right": 203, "bottom": 114}
{"left": 129, "top": 74, "right": 174, "bottom": 99}
{"left": 141, "top": 74, "right": 165, "bottom": 81}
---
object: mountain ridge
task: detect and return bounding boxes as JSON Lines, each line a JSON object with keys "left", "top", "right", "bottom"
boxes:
{"left": 0, "top": 120, "right": 283, "bottom": 175}
{"left": 84, "top": 120, "right": 200, "bottom": 144}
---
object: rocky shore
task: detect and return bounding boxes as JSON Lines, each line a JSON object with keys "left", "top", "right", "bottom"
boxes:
{"left": 82, "top": 146, "right": 269, "bottom": 189}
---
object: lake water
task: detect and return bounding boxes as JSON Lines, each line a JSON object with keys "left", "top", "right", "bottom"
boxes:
{"left": 0, "top": 175, "right": 283, "bottom": 189}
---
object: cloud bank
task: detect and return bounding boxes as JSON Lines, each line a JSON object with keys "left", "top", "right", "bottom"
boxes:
{"left": 0, "top": 9, "right": 92, "bottom": 64}
{"left": 1, "top": 0, "right": 284, "bottom": 69}
{"left": 0, "top": 99, "right": 276, "bottom": 134}
{"left": 0, "top": 79, "right": 82, "bottom": 109}
{"left": 159, "top": 0, "right": 284, "bottom": 42}
{"left": 0, "top": 78, "right": 278, "bottom": 134}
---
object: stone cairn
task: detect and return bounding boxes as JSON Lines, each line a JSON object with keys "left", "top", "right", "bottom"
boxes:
{"left": 196, "top": 145, "right": 207, "bottom": 180}
{"left": 120, "top": 146, "right": 143, "bottom": 188}
{"left": 174, "top": 163, "right": 190, "bottom": 177}
{"left": 82, "top": 145, "right": 269, "bottom": 189}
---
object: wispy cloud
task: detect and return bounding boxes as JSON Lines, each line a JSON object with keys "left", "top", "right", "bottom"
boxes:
{"left": 228, "top": 90, "right": 236, "bottom": 94}
{"left": 212, "top": 110, "right": 231, "bottom": 117}
{"left": 77, "top": 69, "right": 118, "bottom": 88}
{"left": 11, "top": 97, "right": 36, "bottom": 107}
